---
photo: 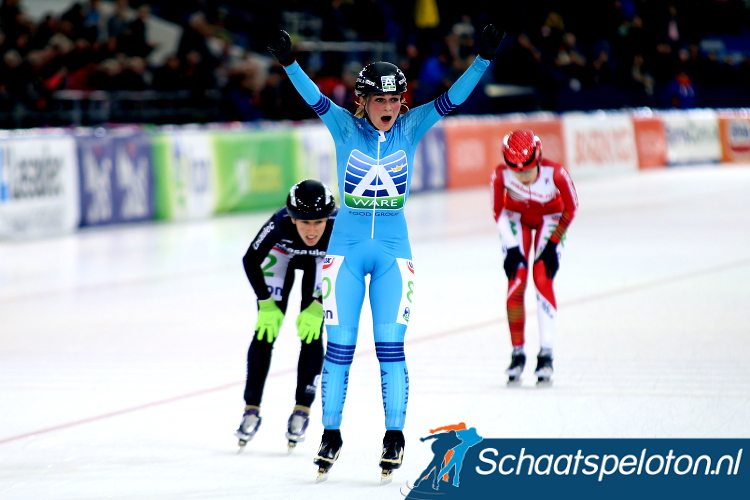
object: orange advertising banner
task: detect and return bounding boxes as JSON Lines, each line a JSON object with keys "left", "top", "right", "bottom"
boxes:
{"left": 443, "top": 116, "right": 564, "bottom": 189}
{"left": 718, "top": 110, "right": 750, "bottom": 163}
{"left": 632, "top": 115, "right": 667, "bottom": 169}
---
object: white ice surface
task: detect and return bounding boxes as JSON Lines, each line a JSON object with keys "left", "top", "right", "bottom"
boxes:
{"left": 2, "top": 165, "right": 750, "bottom": 499}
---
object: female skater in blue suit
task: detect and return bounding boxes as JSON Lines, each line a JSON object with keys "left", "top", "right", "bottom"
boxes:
{"left": 268, "top": 24, "right": 504, "bottom": 479}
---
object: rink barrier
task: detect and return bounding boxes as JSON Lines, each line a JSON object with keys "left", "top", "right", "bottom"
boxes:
{"left": 76, "top": 128, "right": 154, "bottom": 227}
{"left": 0, "top": 131, "right": 80, "bottom": 239}
{"left": 0, "top": 108, "right": 745, "bottom": 239}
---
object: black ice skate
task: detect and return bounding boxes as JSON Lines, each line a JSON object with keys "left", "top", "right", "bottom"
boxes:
{"left": 379, "top": 430, "right": 405, "bottom": 485}
{"left": 285, "top": 408, "right": 310, "bottom": 452}
{"left": 235, "top": 407, "right": 262, "bottom": 450}
{"left": 314, "top": 429, "right": 342, "bottom": 483}
{"left": 534, "top": 351, "right": 554, "bottom": 386}
{"left": 505, "top": 351, "right": 526, "bottom": 384}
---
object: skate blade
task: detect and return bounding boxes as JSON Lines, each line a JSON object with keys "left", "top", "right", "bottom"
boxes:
{"left": 507, "top": 376, "right": 522, "bottom": 386}
{"left": 536, "top": 377, "right": 553, "bottom": 387}
{"left": 315, "top": 468, "right": 330, "bottom": 483}
{"left": 287, "top": 441, "right": 298, "bottom": 454}
{"left": 380, "top": 469, "right": 393, "bottom": 485}
{"left": 237, "top": 439, "right": 248, "bottom": 453}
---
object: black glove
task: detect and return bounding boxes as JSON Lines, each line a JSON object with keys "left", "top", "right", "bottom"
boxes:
{"left": 537, "top": 241, "right": 559, "bottom": 279}
{"left": 478, "top": 24, "right": 506, "bottom": 61}
{"left": 503, "top": 246, "right": 526, "bottom": 280}
{"left": 267, "top": 29, "right": 295, "bottom": 66}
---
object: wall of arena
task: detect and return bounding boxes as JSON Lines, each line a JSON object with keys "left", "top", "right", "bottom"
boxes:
{"left": 1, "top": 107, "right": 749, "bottom": 239}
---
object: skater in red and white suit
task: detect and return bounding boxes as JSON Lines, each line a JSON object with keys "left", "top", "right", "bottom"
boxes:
{"left": 490, "top": 129, "right": 578, "bottom": 383}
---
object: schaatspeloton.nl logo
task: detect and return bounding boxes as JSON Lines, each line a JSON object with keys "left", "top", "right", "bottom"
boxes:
{"left": 403, "top": 425, "right": 748, "bottom": 500}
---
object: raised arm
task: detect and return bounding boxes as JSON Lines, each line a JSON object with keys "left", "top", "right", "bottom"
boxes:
{"left": 268, "top": 30, "right": 354, "bottom": 142}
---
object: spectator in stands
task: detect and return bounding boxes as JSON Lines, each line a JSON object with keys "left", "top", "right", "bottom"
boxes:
{"left": 650, "top": 41, "right": 678, "bottom": 85}
{"left": 120, "top": 4, "right": 154, "bottom": 58}
{"left": 179, "top": 49, "right": 217, "bottom": 92}
{"left": 116, "top": 56, "right": 148, "bottom": 91}
{"left": 177, "top": 11, "right": 216, "bottom": 67}
{"left": 150, "top": 54, "right": 183, "bottom": 91}
{"left": 221, "top": 58, "right": 265, "bottom": 121}
{"left": 65, "top": 39, "right": 99, "bottom": 90}
{"left": 105, "top": 0, "right": 132, "bottom": 52}
{"left": 413, "top": 41, "right": 450, "bottom": 105}
{"left": 589, "top": 42, "right": 616, "bottom": 87}
{"left": 90, "top": 57, "right": 122, "bottom": 91}
{"left": 493, "top": 33, "right": 543, "bottom": 88}
{"left": 0, "top": 48, "right": 29, "bottom": 97}
{"left": 551, "top": 32, "right": 587, "bottom": 91}
{"left": 0, "top": 0, "right": 33, "bottom": 44}
{"left": 627, "top": 53, "right": 655, "bottom": 99}
{"left": 665, "top": 69, "right": 697, "bottom": 108}
{"left": 258, "top": 63, "right": 317, "bottom": 121}
{"left": 446, "top": 15, "right": 476, "bottom": 76}
{"left": 81, "top": 0, "right": 105, "bottom": 43}
{"left": 314, "top": 63, "right": 349, "bottom": 108}
{"left": 28, "top": 14, "right": 58, "bottom": 52}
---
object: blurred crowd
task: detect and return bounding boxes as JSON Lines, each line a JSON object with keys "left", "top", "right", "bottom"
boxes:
{"left": 1, "top": 0, "right": 750, "bottom": 127}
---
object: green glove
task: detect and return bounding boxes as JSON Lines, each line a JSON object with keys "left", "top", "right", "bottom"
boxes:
{"left": 256, "top": 298, "right": 284, "bottom": 343}
{"left": 296, "top": 301, "right": 324, "bottom": 344}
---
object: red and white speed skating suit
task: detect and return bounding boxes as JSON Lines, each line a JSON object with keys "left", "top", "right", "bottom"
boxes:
{"left": 491, "top": 157, "right": 579, "bottom": 351}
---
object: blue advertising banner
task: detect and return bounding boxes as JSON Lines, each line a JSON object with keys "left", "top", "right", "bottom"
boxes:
{"left": 405, "top": 426, "right": 747, "bottom": 500}
{"left": 77, "top": 132, "right": 153, "bottom": 226}
{"left": 411, "top": 125, "right": 447, "bottom": 193}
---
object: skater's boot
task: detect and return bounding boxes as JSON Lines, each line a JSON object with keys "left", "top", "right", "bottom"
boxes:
{"left": 380, "top": 430, "right": 405, "bottom": 470}
{"left": 285, "top": 405, "right": 310, "bottom": 450}
{"left": 505, "top": 348, "right": 526, "bottom": 383}
{"left": 314, "top": 429, "right": 343, "bottom": 478}
{"left": 534, "top": 349, "right": 554, "bottom": 383}
{"left": 235, "top": 406, "right": 262, "bottom": 447}
{"left": 379, "top": 430, "right": 405, "bottom": 484}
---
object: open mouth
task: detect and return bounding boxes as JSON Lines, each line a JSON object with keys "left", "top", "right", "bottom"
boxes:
{"left": 381, "top": 116, "right": 392, "bottom": 123}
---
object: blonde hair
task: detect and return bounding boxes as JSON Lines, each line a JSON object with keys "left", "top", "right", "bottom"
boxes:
{"left": 354, "top": 94, "right": 409, "bottom": 119}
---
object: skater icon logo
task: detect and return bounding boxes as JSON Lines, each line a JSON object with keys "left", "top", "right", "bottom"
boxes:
{"left": 406, "top": 423, "right": 484, "bottom": 497}
{"left": 402, "top": 306, "right": 410, "bottom": 323}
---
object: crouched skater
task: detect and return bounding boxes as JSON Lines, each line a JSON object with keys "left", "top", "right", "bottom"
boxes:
{"left": 236, "top": 180, "right": 337, "bottom": 451}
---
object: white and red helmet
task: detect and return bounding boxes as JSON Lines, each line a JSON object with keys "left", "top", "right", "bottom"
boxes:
{"left": 502, "top": 129, "right": 542, "bottom": 171}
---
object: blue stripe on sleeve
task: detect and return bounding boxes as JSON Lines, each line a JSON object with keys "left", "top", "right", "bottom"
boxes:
{"left": 434, "top": 93, "right": 457, "bottom": 117}
{"left": 312, "top": 95, "right": 331, "bottom": 115}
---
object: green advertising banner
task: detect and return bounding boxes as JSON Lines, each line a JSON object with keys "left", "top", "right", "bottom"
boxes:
{"left": 151, "top": 130, "right": 217, "bottom": 221}
{"left": 212, "top": 128, "right": 301, "bottom": 214}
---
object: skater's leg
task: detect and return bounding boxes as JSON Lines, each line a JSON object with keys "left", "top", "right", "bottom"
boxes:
{"left": 243, "top": 335, "right": 274, "bottom": 406}
{"left": 370, "top": 257, "right": 413, "bottom": 431}
{"left": 243, "top": 262, "right": 295, "bottom": 407}
{"left": 295, "top": 261, "right": 326, "bottom": 407}
{"left": 294, "top": 325, "right": 324, "bottom": 408}
{"left": 533, "top": 261, "right": 557, "bottom": 351}
{"left": 506, "top": 224, "right": 532, "bottom": 348}
{"left": 374, "top": 322, "right": 408, "bottom": 429}
{"left": 320, "top": 326, "right": 357, "bottom": 429}
{"left": 320, "top": 255, "right": 365, "bottom": 429}
{"left": 507, "top": 265, "right": 528, "bottom": 347}
{"left": 533, "top": 215, "right": 565, "bottom": 351}
{"left": 532, "top": 216, "right": 561, "bottom": 380}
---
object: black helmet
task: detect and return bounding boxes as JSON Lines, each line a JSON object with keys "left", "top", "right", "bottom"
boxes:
{"left": 286, "top": 179, "right": 336, "bottom": 220}
{"left": 355, "top": 62, "right": 407, "bottom": 96}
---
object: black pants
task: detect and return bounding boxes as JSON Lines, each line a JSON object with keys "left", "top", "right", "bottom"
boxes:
{"left": 243, "top": 257, "right": 324, "bottom": 409}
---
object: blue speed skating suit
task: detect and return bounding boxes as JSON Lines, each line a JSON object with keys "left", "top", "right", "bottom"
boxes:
{"left": 284, "top": 56, "right": 490, "bottom": 430}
